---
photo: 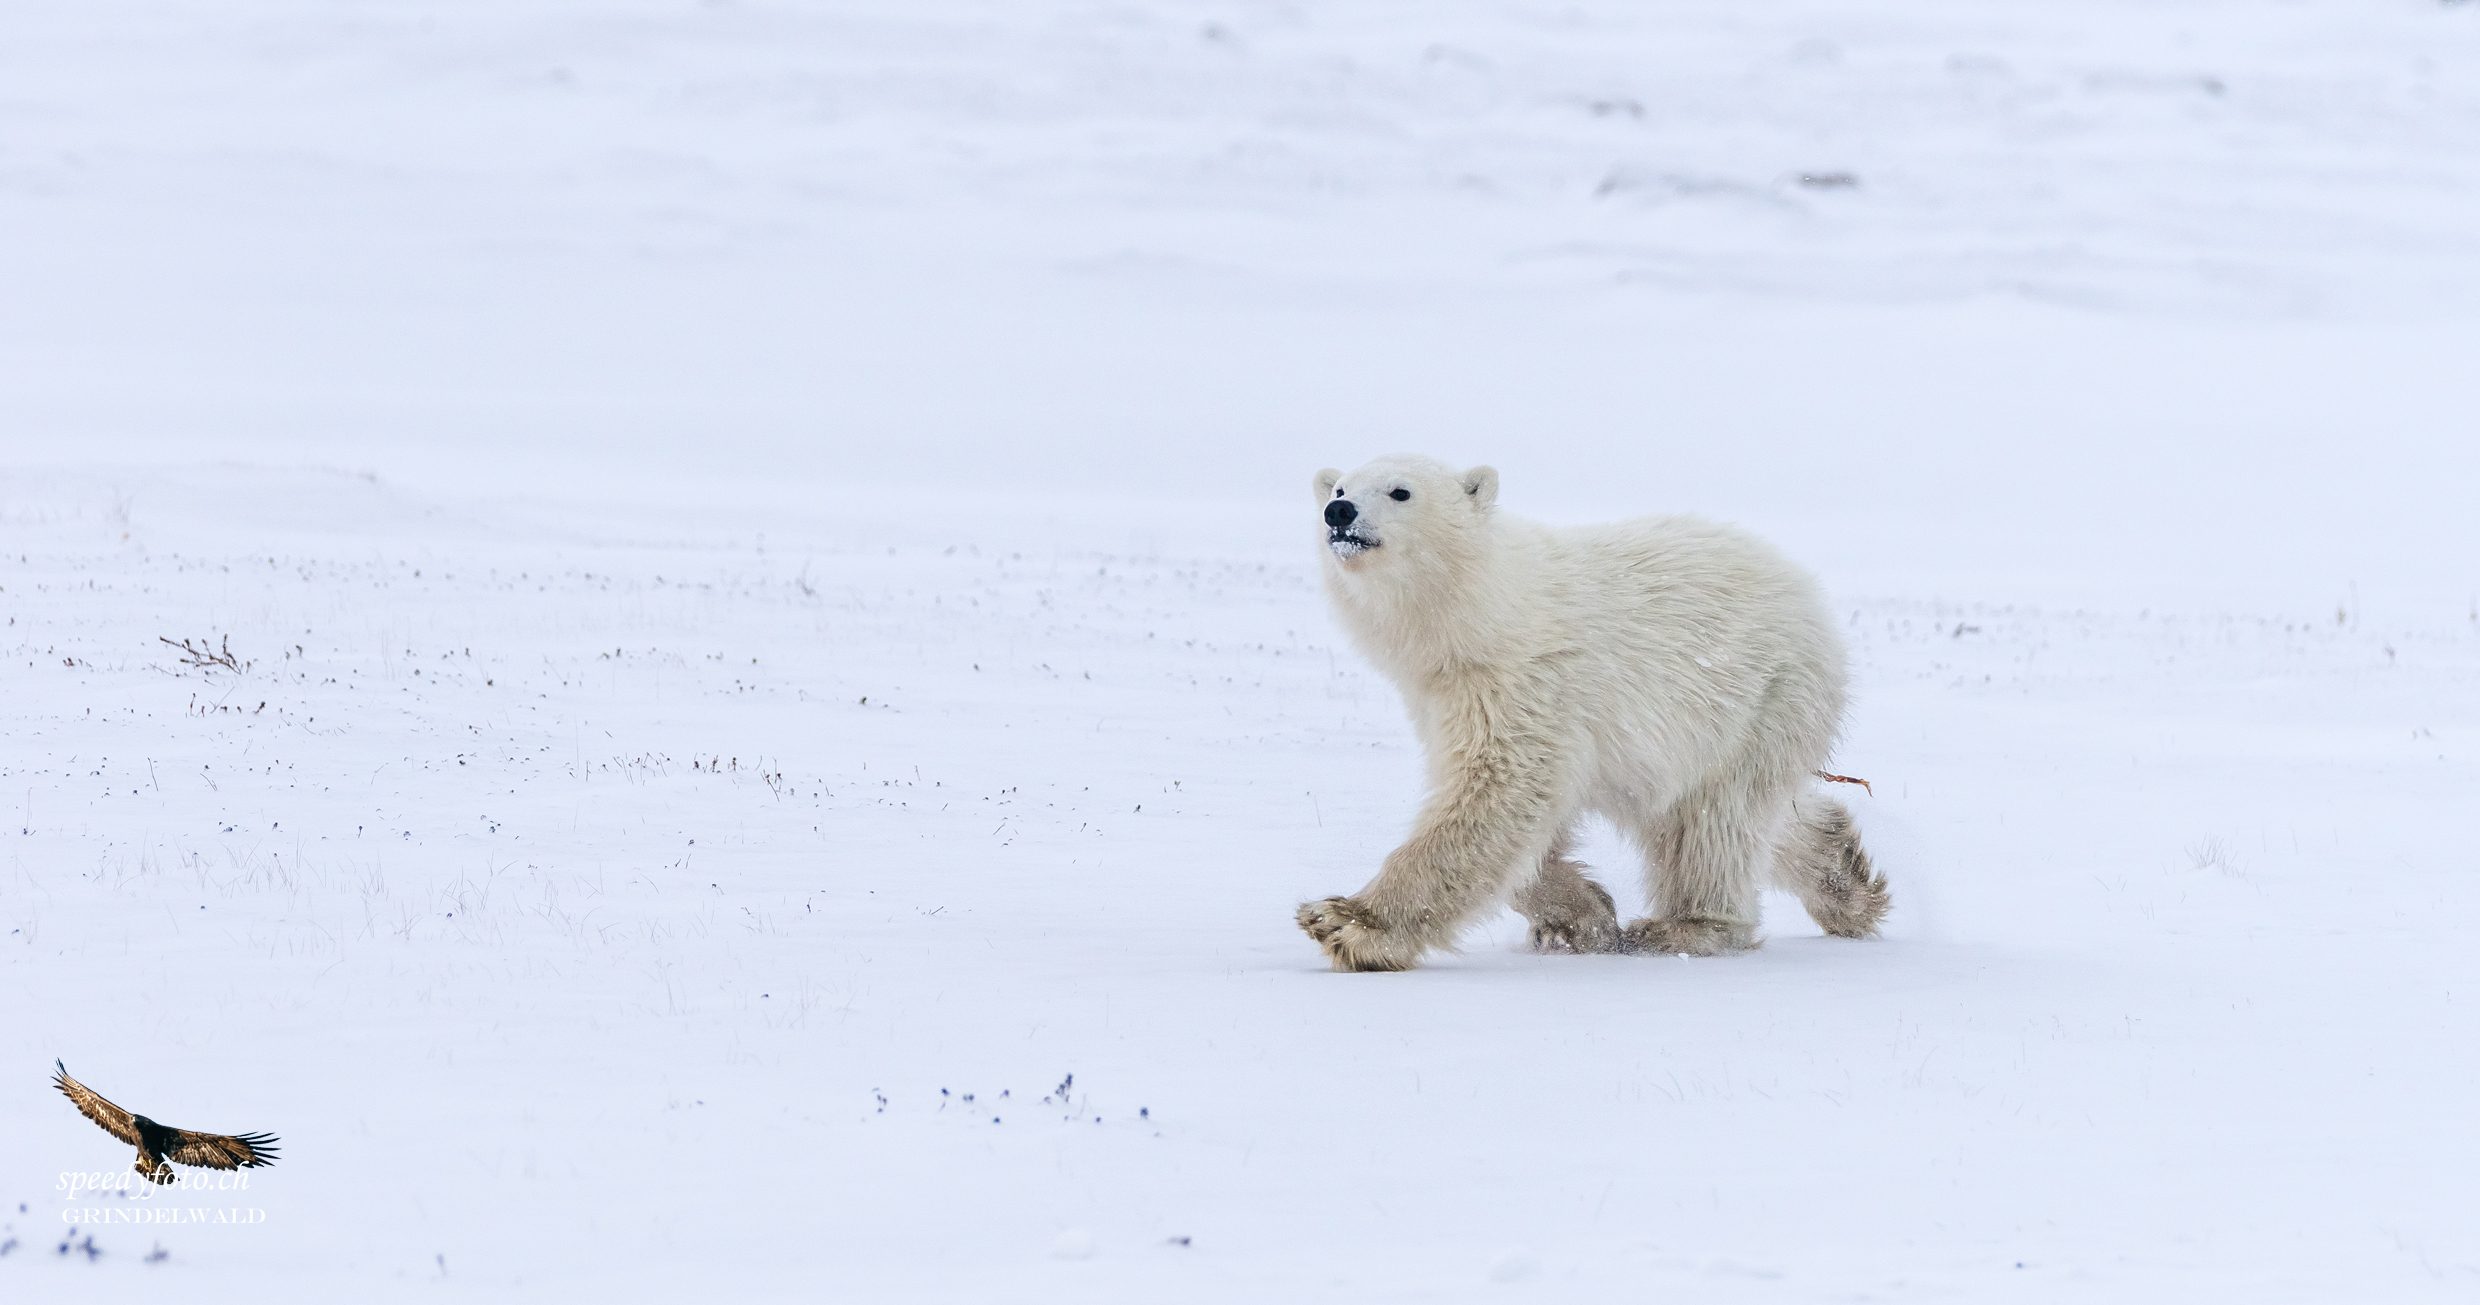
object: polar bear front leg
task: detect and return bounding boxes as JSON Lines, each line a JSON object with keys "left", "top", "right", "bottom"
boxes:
{"left": 1297, "top": 728, "right": 1565, "bottom": 972}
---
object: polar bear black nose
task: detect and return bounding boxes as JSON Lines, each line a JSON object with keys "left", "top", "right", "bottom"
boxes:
{"left": 1324, "top": 499, "right": 1358, "bottom": 528}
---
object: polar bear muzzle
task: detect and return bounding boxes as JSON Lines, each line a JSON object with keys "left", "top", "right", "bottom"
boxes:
{"left": 1324, "top": 496, "right": 1379, "bottom": 557}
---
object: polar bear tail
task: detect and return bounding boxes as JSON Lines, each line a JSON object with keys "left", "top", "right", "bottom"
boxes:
{"left": 1772, "top": 796, "right": 1890, "bottom": 938}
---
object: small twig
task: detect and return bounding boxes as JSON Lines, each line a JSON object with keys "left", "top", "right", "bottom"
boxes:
{"left": 1813, "top": 770, "right": 1873, "bottom": 796}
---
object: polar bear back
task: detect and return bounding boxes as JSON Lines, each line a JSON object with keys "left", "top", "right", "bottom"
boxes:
{"left": 1495, "top": 512, "right": 1846, "bottom": 807}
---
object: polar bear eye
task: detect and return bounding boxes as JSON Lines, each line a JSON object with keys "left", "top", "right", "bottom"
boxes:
{"left": 1389, "top": 488, "right": 1411, "bottom": 502}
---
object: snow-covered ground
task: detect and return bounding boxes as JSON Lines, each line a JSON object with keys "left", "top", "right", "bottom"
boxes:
{"left": 5, "top": 1, "right": 2478, "bottom": 1299}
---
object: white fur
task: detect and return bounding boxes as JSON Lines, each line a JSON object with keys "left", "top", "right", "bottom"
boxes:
{"left": 1295, "top": 454, "right": 1888, "bottom": 972}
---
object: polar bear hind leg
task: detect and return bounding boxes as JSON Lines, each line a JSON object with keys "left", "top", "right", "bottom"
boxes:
{"left": 1768, "top": 794, "right": 1890, "bottom": 938}
{"left": 1510, "top": 829, "right": 1622, "bottom": 954}
{"left": 1621, "top": 780, "right": 1769, "bottom": 956}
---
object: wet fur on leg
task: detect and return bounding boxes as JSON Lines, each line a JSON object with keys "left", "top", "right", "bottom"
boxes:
{"left": 1512, "top": 836, "right": 1621, "bottom": 954}
{"left": 1770, "top": 796, "right": 1890, "bottom": 938}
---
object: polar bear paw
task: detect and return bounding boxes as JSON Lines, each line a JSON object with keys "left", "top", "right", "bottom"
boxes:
{"left": 1622, "top": 916, "right": 1759, "bottom": 957}
{"left": 1296, "top": 897, "right": 1417, "bottom": 972}
{"left": 1518, "top": 878, "right": 1622, "bottom": 955}
{"left": 1528, "top": 911, "right": 1622, "bottom": 956}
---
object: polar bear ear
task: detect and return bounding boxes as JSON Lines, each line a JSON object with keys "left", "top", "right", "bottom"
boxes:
{"left": 1461, "top": 466, "right": 1499, "bottom": 509}
{"left": 1313, "top": 468, "right": 1342, "bottom": 500}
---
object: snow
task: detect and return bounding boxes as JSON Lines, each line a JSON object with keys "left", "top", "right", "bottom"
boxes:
{"left": 5, "top": 0, "right": 2479, "bottom": 1299}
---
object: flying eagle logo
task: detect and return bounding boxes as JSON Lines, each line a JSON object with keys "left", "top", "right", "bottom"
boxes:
{"left": 53, "top": 1060, "right": 281, "bottom": 1183}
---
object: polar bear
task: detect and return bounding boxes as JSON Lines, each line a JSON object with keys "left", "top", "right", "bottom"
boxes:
{"left": 1295, "top": 454, "right": 1888, "bottom": 972}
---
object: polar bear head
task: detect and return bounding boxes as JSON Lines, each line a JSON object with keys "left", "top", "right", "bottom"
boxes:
{"left": 1311, "top": 455, "right": 1500, "bottom": 577}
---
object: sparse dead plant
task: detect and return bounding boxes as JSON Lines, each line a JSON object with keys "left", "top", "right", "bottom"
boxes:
{"left": 2186, "top": 836, "right": 2243, "bottom": 877}
{"left": 159, "top": 635, "right": 250, "bottom": 675}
